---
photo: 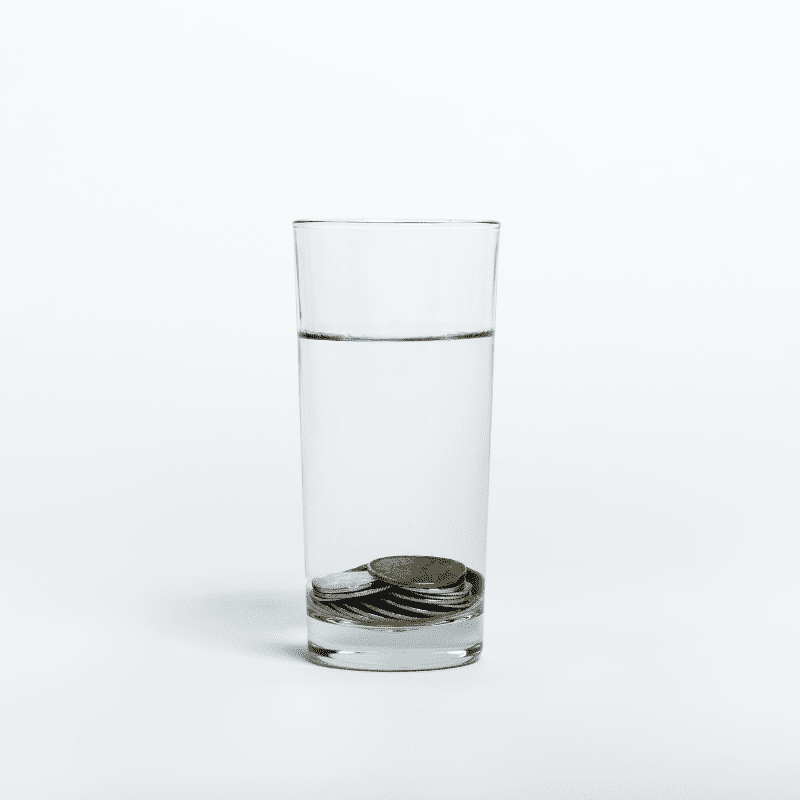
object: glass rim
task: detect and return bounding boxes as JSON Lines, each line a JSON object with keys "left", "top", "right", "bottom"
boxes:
{"left": 293, "top": 219, "right": 500, "bottom": 228}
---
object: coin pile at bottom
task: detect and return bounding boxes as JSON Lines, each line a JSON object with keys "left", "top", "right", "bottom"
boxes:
{"left": 308, "top": 556, "right": 479, "bottom": 623}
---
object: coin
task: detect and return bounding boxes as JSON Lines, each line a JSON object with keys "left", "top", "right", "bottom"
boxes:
{"left": 367, "top": 556, "right": 467, "bottom": 589}
{"left": 393, "top": 594, "right": 471, "bottom": 608}
{"left": 402, "top": 578, "right": 466, "bottom": 591}
{"left": 313, "top": 584, "right": 390, "bottom": 601}
{"left": 323, "top": 601, "right": 370, "bottom": 622}
{"left": 361, "top": 600, "right": 421, "bottom": 620}
{"left": 312, "top": 570, "right": 381, "bottom": 595}
{"left": 392, "top": 582, "right": 471, "bottom": 599}
{"left": 382, "top": 597, "right": 441, "bottom": 616}
{"left": 392, "top": 599, "right": 471, "bottom": 612}
{"left": 398, "top": 586, "right": 465, "bottom": 598}
{"left": 397, "top": 581, "right": 471, "bottom": 596}
{"left": 340, "top": 602, "right": 389, "bottom": 621}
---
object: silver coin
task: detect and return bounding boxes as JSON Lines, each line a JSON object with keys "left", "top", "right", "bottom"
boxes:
{"left": 313, "top": 584, "right": 390, "bottom": 601}
{"left": 328, "top": 606, "right": 368, "bottom": 622}
{"left": 310, "top": 591, "right": 414, "bottom": 622}
{"left": 391, "top": 583, "right": 467, "bottom": 597}
{"left": 312, "top": 570, "right": 381, "bottom": 594}
{"left": 393, "top": 583, "right": 472, "bottom": 600}
{"left": 368, "top": 556, "right": 467, "bottom": 589}
{"left": 309, "top": 603, "right": 356, "bottom": 623}
{"left": 398, "top": 591, "right": 471, "bottom": 604}
{"left": 394, "top": 595, "right": 472, "bottom": 608}
{"left": 323, "top": 601, "right": 371, "bottom": 622}
{"left": 398, "top": 580, "right": 466, "bottom": 595}
{"left": 422, "top": 597, "right": 473, "bottom": 611}
{"left": 361, "top": 600, "right": 420, "bottom": 620}
{"left": 398, "top": 590, "right": 465, "bottom": 601}
{"left": 392, "top": 599, "right": 472, "bottom": 612}
{"left": 370, "top": 595, "right": 449, "bottom": 618}
{"left": 340, "top": 602, "right": 389, "bottom": 621}
{"left": 397, "top": 593, "right": 471, "bottom": 606}
{"left": 389, "top": 583, "right": 465, "bottom": 596}
{"left": 382, "top": 597, "right": 441, "bottom": 616}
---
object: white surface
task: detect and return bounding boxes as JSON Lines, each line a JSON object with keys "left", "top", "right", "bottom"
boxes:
{"left": 1, "top": 1, "right": 798, "bottom": 797}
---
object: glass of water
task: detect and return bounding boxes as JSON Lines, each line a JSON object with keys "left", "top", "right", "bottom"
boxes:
{"left": 294, "top": 220, "right": 500, "bottom": 671}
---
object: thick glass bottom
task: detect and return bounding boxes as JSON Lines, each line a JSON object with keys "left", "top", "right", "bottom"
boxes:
{"left": 306, "top": 614, "right": 483, "bottom": 671}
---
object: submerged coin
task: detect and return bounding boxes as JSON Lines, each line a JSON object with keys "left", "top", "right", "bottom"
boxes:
{"left": 367, "top": 556, "right": 467, "bottom": 589}
{"left": 392, "top": 586, "right": 465, "bottom": 596}
{"left": 323, "top": 599, "right": 373, "bottom": 619}
{"left": 401, "top": 578, "right": 466, "bottom": 591}
{"left": 393, "top": 582, "right": 473, "bottom": 602}
{"left": 313, "top": 584, "right": 389, "bottom": 602}
{"left": 383, "top": 597, "right": 441, "bottom": 616}
{"left": 392, "top": 594, "right": 472, "bottom": 608}
{"left": 340, "top": 602, "right": 389, "bottom": 621}
{"left": 361, "top": 600, "right": 422, "bottom": 620}
{"left": 312, "top": 570, "right": 381, "bottom": 595}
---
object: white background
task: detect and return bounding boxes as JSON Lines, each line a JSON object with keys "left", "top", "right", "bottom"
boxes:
{"left": 1, "top": 1, "right": 798, "bottom": 798}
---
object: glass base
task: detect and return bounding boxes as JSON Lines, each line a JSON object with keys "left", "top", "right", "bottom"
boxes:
{"left": 306, "top": 614, "right": 483, "bottom": 671}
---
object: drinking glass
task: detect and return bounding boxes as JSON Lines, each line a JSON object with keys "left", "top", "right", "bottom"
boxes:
{"left": 294, "top": 220, "right": 500, "bottom": 671}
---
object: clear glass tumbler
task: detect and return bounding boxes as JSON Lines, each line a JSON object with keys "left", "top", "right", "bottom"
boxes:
{"left": 294, "top": 220, "right": 500, "bottom": 671}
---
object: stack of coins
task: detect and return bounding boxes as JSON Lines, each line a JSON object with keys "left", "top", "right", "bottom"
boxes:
{"left": 308, "top": 556, "right": 479, "bottom": 624}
